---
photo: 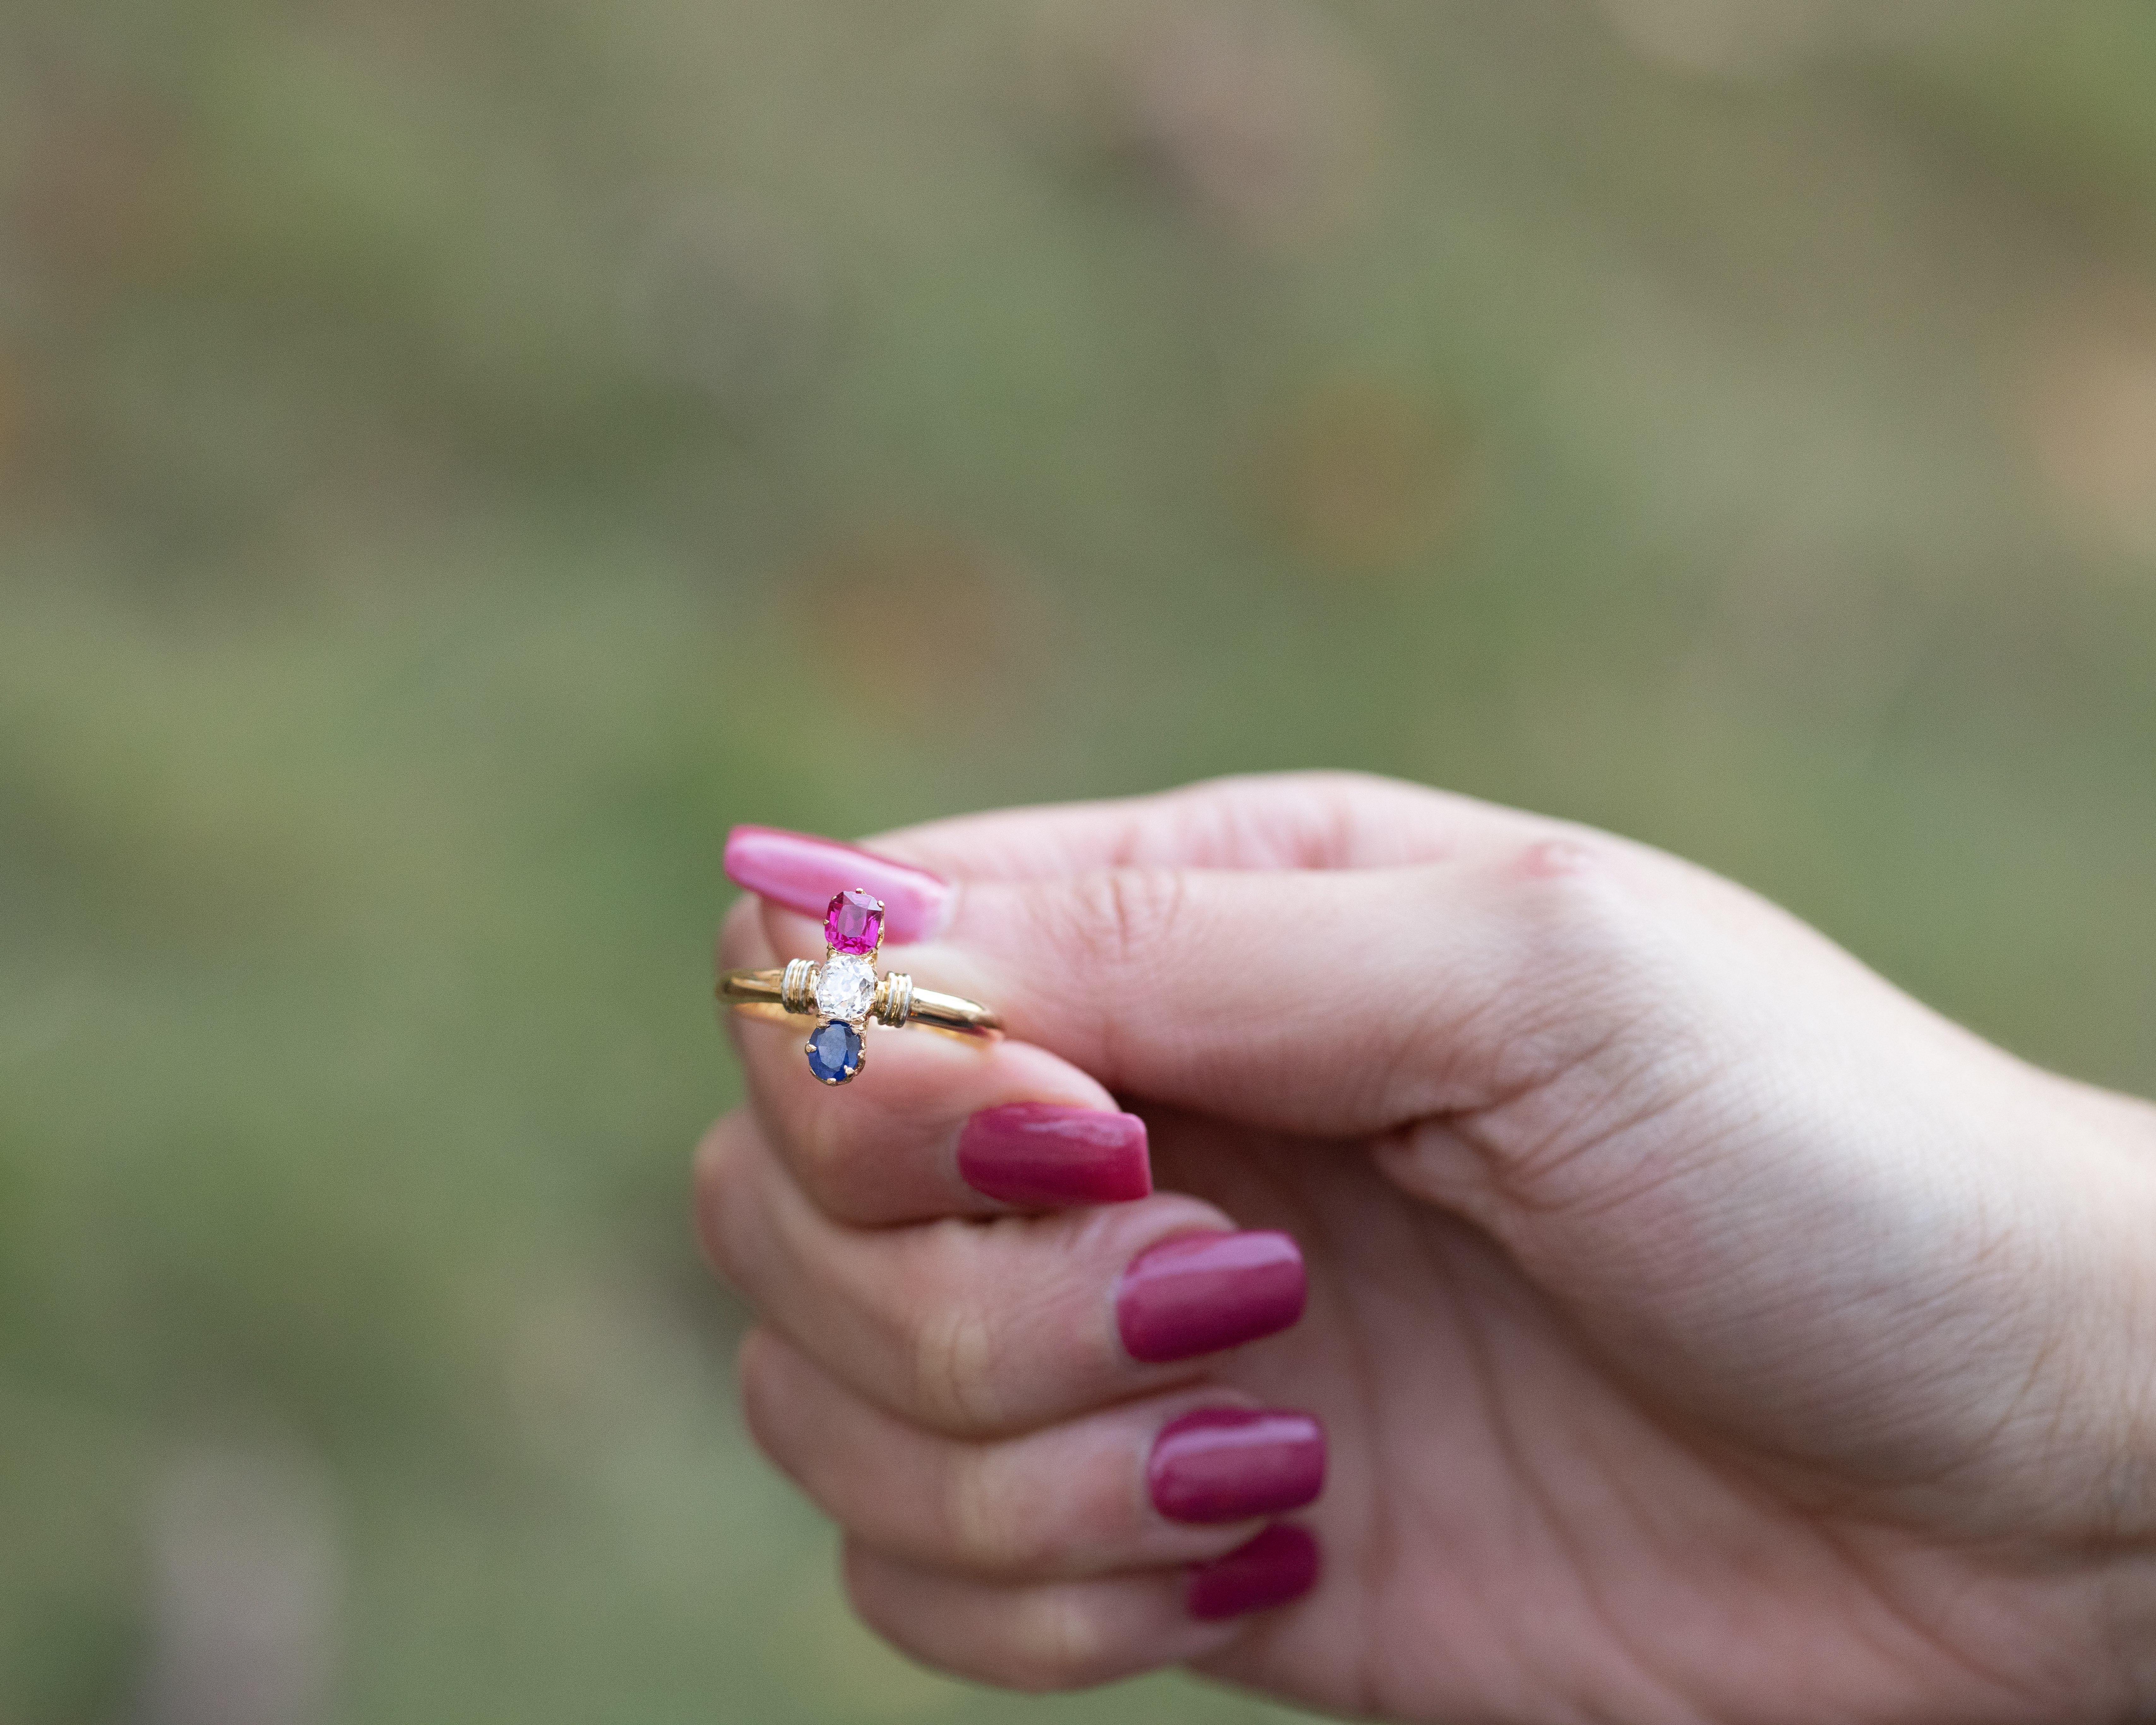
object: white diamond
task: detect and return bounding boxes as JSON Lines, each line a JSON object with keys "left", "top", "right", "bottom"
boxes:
{"left": 815, "top": 954, "right": 877, "bottom": 1021}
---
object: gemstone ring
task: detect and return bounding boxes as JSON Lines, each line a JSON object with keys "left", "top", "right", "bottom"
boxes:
{"left": 716, "top": 889, "right": 1003, "bottom": 1085}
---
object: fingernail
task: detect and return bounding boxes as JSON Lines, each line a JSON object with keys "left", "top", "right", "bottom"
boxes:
{"left": 723, "top": 825, "right": 951, "bottom": 945}
{"left": 1186, "top": 1523, "right": 1320, "bottom": 1621}
{"left": 957, "top": 1105, "right": 1152, "bottom": 1209}
{"left": 1115, "top": 1231, "right": 1306, "bottom": 1364}
{"left": 1148, "top": 1408, "right": 1325, "bottom": 1525}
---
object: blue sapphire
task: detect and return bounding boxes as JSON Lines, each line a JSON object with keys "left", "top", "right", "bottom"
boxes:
{"left": 806, "top": 1019, "right": 864, "bottom": 1084}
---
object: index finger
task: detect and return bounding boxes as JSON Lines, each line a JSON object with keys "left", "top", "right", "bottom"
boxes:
{"left": 722, "top": 772, "right": 1550, "bottom": 944}
{"left": 867, "top": 771, "right": 1539, "bottom": 879}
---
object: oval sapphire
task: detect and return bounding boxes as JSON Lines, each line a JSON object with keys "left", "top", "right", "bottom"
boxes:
{"left": 806, "top": 1019, "right": 864, "bottom": 1084}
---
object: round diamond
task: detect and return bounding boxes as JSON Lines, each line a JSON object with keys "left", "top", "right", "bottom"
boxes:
{"left": 815, "top": 954, "right": 877, "bottom": 1022}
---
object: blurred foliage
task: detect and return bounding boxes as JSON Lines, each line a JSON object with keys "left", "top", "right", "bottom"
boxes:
{"left": 2, "top": 0, "right": 2155, "bottom": 1719}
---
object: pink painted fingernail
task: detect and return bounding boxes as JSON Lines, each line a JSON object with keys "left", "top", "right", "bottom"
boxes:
{"left": 957, "top": 1105, "right": 1152, "bottom": 1209}
{"left": 1114, "top": 1231, "right": 1305, "bottom": 1364}
{"left": 1148, "top": 1408, "right": 1325, "bottom": 1525}
{"left": 1186, "top": 1523, "right": 1319, "bottom": 1621}
{"left": 723, "top": 825, "right": 951, "bottom": 945}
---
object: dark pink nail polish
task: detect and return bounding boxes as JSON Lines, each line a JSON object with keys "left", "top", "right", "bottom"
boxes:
{"left": 1114, "top": 1231, "right": 1305, "bottom": 1364}
{"left": 723, "top": 824, "right": 950, "bottom": 944}
{"left": 1186, "top": 1523, "right": 1319, "bottom": 1621}
{"left": 957, "top": 1105, "right": 1152, "bottom": 1208}
{"left": 1148, "top": 1408, "right": 1325, "bottom": 1525}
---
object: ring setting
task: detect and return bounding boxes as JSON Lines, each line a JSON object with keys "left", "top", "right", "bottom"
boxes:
{"left": 716, "top": 888, "right": 1002, "bottom": 1085}
{"left": 803, "top": 888, "right": 887, "bottom": 1083}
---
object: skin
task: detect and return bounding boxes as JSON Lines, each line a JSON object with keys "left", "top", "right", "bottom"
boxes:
{"left": 694, "top": 772, "right": 2156, "bottom": 1723}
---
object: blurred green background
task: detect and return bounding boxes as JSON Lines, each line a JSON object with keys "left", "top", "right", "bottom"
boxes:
{"left": 3, "top": 0, "right": 2155, "bottom": 1719}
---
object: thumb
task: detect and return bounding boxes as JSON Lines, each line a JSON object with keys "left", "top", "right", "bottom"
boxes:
{"left": 908, "top": 834, "right": 1665, "bottom": 1143}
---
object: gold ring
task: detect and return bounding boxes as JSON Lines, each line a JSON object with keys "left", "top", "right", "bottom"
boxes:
{"left": 715, "top": 888, "right": 1002, "bottom": 1085}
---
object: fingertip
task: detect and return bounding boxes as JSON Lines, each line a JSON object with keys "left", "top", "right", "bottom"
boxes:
{"left": 1147, "top": 1407, "right": 1326, "bottom": 1525}
{"left": 957, "top": 1105, "right": 1152, "bottom": 1210}
{"left": 690, "top": 1113, "right": 753, "bottom": 1283}
{"left": 1185, "top": 1523, "right": 1320, "bottom": 1621}
{"left": 711, "top": 889, "right": 763, "bottom": 976}
{"left": 1114, "top": 1231, "right": 1307, "bottom": 1365}
{"left": 724, "top": 823, "right": 952, "bottom": 943}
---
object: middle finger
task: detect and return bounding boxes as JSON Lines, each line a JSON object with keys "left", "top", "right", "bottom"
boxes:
{"left": 694, "top": 1109, "right": 1308, "bottom": 1438}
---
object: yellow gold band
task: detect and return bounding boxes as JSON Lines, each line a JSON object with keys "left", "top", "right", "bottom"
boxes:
{"left": 716, "top": 967, "right": 1003, "bottom": 1039}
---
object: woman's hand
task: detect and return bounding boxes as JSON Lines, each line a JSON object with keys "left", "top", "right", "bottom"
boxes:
{"left": 696, "top": 773, "right": 2156, "bottom": 1723}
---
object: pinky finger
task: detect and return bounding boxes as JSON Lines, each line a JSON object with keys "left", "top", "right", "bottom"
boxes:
{"left": 842, "top": 1526, "right": 1320, "bottom": 1693}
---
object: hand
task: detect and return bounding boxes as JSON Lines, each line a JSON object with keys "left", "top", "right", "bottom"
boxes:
{"left": 697, "top": 773, "right": 2156, "bottom": 1723}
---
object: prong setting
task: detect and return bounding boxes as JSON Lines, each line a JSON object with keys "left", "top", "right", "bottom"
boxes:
{"left": 805, "top": 889, "right": 887, "bottom": 1084}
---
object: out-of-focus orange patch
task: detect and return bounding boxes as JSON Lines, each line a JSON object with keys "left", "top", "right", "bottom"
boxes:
{"left": 11, "top": 79, "right": 201, "bottom": 298}
{"left": 2024, "top": 291, "right": 2156, "bottom": 566}
{"left": 1251, "top": 380, "right": 1468, "bottom": 572}
{"left": 783, "top": 522, "right": 1051, "bottom": 725}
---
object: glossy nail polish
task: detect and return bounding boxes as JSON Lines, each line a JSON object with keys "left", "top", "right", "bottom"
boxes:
{"left": 1148, "top": 1408, "right": 1325, "bottom": 1525}
{"left": 957, "top": 1105, "right": 1152, "bottom": 1208}
{"left": 723, "top": 824, "right": 950, "bottom": 944}
{"left": 1186, "top": 1523, "right": 1320, "bottom": 1621}
{"left": 1114, "top": 1231, "right": 1306, "bottom": 1364}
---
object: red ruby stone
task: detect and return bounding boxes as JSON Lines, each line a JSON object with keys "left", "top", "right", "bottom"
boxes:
{"left": 825, "top": 889, "right": 884, "bottom": 955}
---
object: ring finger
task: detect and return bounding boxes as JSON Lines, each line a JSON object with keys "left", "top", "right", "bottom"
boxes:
{"left": 739, "top": 1326, "right": 1325, "bottom": 1580}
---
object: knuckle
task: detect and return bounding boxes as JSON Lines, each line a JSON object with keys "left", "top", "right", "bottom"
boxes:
{"left": 691, "top": 1114, "right": 760, "bottom": 1290}
{"left": 908, "top": 1289, "right": 1006, "bottom": 1433}
{"left": 1002, "top": 1591, "right": 1111, "bottom": 1692}
{"left": 1475, "top": 842, "right": 1732, "bottom": 1189}
{"left": 1511, "top": 836, "right": 1639, "bottom": 955}
{"left": 1496, "top": 843, "right": 1675, "bottom": 1068}
{"left": 943, "top": 1451, "right": 1050, "bottom": 1575}
{"left": 733, "top": 1330, "right": 790, "bottom": 1461}
{"left": 838, "top": 1546, "right": 920, "bottom": 1661}
{"left": 1059, "top": 866, "right": 1188, "bottom": 976}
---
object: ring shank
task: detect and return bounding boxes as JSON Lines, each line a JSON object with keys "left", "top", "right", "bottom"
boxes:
{"left": 716, "top": 967, "right": 1003, "bottom": 1039}
{"left": 903, "top": 985, "right": 1003, "bottom": 1036}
